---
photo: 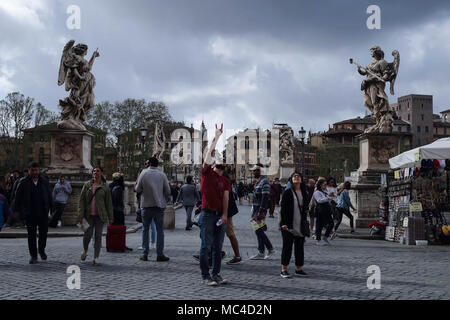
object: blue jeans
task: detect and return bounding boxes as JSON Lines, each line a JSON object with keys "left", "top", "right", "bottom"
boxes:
{"left": 150, "top": 219, "right": 156, "bottom": 244}
{"left": 142, "top": 207, "right": 165, "bottom": 256}
{"left": 198, "top": 211, "right": 227, "bottom": 279}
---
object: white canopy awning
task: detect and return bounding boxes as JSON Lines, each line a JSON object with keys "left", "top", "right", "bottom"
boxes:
{"left": 389, "top": 137, "right": 450, "bottom": 169}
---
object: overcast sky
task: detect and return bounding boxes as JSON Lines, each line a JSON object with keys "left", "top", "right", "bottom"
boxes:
{"left": 1, "top": 0, "right": 450, "bottom": 141}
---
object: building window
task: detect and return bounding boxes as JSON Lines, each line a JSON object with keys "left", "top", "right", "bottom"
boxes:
{"left": 418, "top": 138, "right": 421, "bottom": 145}
{"left": 417, "top": 126, "right": 421, "bottom": 133}
{"left": 408, "top": 114, "right": 410, "bottom": 121}
{"left": 398, "top": 104, "right": 401, "bottom": 110}
{"left": 425, "top": 126, "right": 429, "bottom": 133}
{"left": 422, "top": 114, "right": 425, "bottom": 121}
{"left": 408, "top": 102, "right": 410, "bottom": 109}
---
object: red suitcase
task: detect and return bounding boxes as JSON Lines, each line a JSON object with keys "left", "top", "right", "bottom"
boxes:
{"left": 106, "top": 225, "right": 126, "bottom": 252}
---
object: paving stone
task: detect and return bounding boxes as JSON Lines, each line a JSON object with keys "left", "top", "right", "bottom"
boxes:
{"left": 0, "top": 204, "right": 448, "bottom": 300}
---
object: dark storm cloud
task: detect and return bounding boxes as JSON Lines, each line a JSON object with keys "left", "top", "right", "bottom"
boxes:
{"left": 1, "top": 0, "right": 450, "bottom": 139}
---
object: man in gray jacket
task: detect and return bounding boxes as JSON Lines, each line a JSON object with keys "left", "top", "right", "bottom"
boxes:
{"left": 136, "top": 157, "right": 170, "bottom": 262}
{"left": 50, "top": 175, "right": 72, "bottom": 228}
{"left": 176, "top": 175, "right": 200, "bottom": 230}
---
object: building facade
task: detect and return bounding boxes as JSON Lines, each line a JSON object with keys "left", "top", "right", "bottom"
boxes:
{"left": 393, "top": 94, "right": 434, "bottom": 147}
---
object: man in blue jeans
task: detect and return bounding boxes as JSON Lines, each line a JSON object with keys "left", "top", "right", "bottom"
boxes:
{"left": 135, "top": 157, "right": 170, "bottom": 262}
{"left": 199, "top": 124, "right": 230, "bottom": 286}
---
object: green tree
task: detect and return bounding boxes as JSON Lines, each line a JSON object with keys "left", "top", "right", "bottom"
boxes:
{"left": 0, "top": 92, "right": 35, "bottom": 138}
{"left": 34, "top": 103, "right": 59, "bottom": 126}
{"left": 85, "top": 101, "right": 113, "bottom": 133}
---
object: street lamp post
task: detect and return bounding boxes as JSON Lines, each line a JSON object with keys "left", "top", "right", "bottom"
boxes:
{"left": 140, "top": 127, "right": 148, "bottom": 171}
{"left": 299, "top": 127, "right": 306, "bottom": 177}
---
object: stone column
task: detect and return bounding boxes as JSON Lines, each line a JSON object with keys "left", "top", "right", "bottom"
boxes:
{"left": 45, "top": 129, "right": 95, "bottom": 226}
{"left": 348, "top": 133, "right": 412, "bottom": 228}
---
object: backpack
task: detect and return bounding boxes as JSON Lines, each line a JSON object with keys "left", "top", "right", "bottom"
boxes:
{"left": 228, "top": 191, "right": 239, "bottom": 218}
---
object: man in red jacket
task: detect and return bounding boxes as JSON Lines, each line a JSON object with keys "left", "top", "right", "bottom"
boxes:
{"left": 198, "top": 124, "right": 230, "bottom": 287}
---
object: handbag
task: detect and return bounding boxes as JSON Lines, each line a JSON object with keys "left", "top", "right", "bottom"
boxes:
{"left": 292, "top": 190, "right": 310, "bottom": 238}
{"left": 77, "top": 218, "right": 90, "bottom": 233}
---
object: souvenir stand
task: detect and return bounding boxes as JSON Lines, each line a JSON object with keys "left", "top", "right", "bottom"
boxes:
{"left": 386, "top": 138, "right": 450, "bottom": 245}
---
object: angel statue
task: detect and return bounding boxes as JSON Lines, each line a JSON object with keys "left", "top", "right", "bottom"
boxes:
{"left": 152, "top": 121, "right": 166, "bottom": 162}
{"left": 57, "top": 40, "right": 100, "bottom": 130}
{"left": 350, "top": 46, "right": 400, "bottom": 134}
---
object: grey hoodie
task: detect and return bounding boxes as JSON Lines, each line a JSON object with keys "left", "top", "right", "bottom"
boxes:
{"left": 135, "top": 167, "right": 170, "bottom": 209}
{"left": 52, "top": 181, "right": 72, "bottom": 204}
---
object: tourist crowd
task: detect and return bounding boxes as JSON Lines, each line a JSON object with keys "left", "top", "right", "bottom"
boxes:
{"left": 0, "top": 123, "right": 357, "bottom": 283}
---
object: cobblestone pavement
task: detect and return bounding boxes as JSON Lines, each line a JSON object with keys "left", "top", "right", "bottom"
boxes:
{"left": 0, "top": 204, "right": 449, "bottom": 300}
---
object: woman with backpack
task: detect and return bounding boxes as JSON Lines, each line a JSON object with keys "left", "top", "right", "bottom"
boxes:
{"left": 279, "top": 171, "right": 309, "bottom": 278}
{"left": 331, "top": 181, "right": 356, "bottom": 238}
{"left": 314, "top": 178, "right": 334, "bottom": 246}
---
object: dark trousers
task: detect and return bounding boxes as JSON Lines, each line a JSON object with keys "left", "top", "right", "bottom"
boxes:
{"left": 316, "top": 207, "right": 334, "bottom": 241}
{"left": 334, "top": 207, "right": 354, "bottom": 231}
{"left": 185, "top": 206, "right": 194, "bottom": 228}
{"left": 269, "top": 196, "right": 277, "bottom": 215}
{"left": 281, "top": 230, "right": 305, "bottom": 267}
{"left": 255, "top": 225, "right": 273, "bottom": 253}
{"left": 112, "top": 210, "right": 125, "bottom": 226}
{"left": 49, "top": 202, "right": 65, "bottom": 227}
{"left": 26, "top": 216, "right": 48, "bottom": 258}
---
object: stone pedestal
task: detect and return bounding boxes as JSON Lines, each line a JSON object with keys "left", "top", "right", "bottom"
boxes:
{"left": 45, "top": 129, "right": 95, "bottom": 226}
{"left": 47, "top": 129, "right": 94, "bottom": 177}
{"left": 348, "top": 133, "right": 411, "bottom": 228}
{"left": 164, "top": 205, "right": 175, "bottom": 230}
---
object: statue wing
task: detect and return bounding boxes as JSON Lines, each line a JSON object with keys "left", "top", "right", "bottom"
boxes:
{"left": 58, "top": 40, "right": 75, "bottom": 86}
{"left": 389, "top": 50, "right": 400, "bottom": 95}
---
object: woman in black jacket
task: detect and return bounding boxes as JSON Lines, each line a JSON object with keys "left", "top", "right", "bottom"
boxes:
{"left": 279, "top": 171, "right": 309, "bottom": 278}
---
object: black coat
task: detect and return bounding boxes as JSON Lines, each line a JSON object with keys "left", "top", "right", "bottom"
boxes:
{"left": 14, "top": 176, "right": 52, "bottom": 220}
{"left": 279, "top": 188, "right": 308, "bottom": 231}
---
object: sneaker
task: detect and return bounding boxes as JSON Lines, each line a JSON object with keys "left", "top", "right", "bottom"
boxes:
{"left": 250, "top": 252, "right": 266, "bottom": 260}
{"left": 221, "top": 251, "right": 226, "bottom": 259}
{"left": 150, "top": 243, "right": 155, "bottom": 249}
{"left": 185, "top": 227, "right": 192, "bottom": 231}
{"left": 226, "top": 257, "right": 242, "bottom": 265}
{"left": 137, "top": 246, "right": 143, "bottom": 250}
{"left": 265, "top": 250, "right": 276, "bottom": 260}
{"left": 39, "top": 251, "right": 47, "bottom": 261}
{"left": 29, "top": 257, "right": 38, "bottom": 264}
{"left": 316, "top": 240, "right": 326, "bottom": 246}
{"left": 280, "top": 270, "right": 292, "bottom": 278}
{"left": 202, "top": 277, "right": 218, "bottom": 287}
{"left": 57, "top": 221, "right": 62, "bottom": 228}
{"left": 330, "top": 232, "right": 337, "bottom": 240}
{"left": 212, "top": 274, "right": 228, "bottom": 285}
{"left": 140, "top": 255, "right": 148, "bottom": 261}
{"left": 81, "top": 251, "right": 87, "bottom": 261}
{"left": 294, "top": 270, "right": 309, "bottom": 277}
{"left": 311, "top": 234, "right": 316, "bottom": 240}
{"left": 193, "top": 255, "right": 200, "bottom": 262}
{"left": 157, "top": 255, "right": 170, "bottom": 262}
{"left": 323, "top": 238, "right": 331, "bottom": 245}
